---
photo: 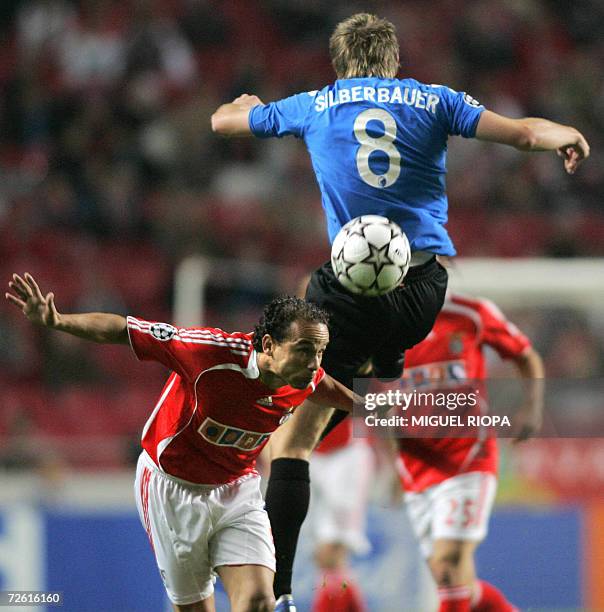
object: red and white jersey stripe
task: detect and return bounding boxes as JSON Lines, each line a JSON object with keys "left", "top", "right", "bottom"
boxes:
{"left": 397, "top": 294, "right": 531, "bottom": 493}
{"left": 127, "top": 317, "right": 325, "bottom": 485}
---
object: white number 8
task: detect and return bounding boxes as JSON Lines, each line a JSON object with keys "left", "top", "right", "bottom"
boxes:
{"left": 354, "top": 109, "right": 401, "bottom": 188}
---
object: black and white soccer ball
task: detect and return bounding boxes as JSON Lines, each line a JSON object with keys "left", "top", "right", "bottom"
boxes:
{"left": 330, "top": 215, "right": 411, "bottom": 296}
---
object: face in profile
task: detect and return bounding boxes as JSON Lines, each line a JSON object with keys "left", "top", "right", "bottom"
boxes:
{"left": 266, "top": 321, "right": 329, "bottom": 389}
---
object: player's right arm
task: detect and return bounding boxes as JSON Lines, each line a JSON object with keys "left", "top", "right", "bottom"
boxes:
{"left": 211, "top": 94, "right": 264, "bottom": 136}
{"left": 6, "top": 272, "right": 232, "bottom": 382}
{"left": 475, "top": 110, "right": 590, "bottom": 174}
{"left": 310, "top": 373, "right": 364, "bottom": 413}
{"left": 6, "top": 273, "right": 128, "bottom": 344}
{"left": 213, "top": 91, "right": 312, "bottom": 139}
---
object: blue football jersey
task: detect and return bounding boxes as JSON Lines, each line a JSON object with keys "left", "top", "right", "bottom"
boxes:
{"left": 248, "top": 77, "right": 485, "bottom": 255}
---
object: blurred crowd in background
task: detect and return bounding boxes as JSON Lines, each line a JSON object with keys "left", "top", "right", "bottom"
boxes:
{"left": 0, "top": 0, "right": 603, "bottom": 471}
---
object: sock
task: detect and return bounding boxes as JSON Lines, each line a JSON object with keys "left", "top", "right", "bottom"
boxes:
{"left": 312, "top": 570, "right": 366, "bottom": 612}
{"left": 438, "top": 586, "right": 472, "bottom": 612}
{"left": 472, "top": 580, "right": 517, "bottom": 611}
{"left": 265, "top": 458, "right": 310, "bottom": 598}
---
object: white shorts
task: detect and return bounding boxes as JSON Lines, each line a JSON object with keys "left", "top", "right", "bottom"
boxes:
{"left": 404, "top": 471, "right": 497, "bottom": 559}
{"left": 134, "top": 452, "right": 275, "bottom": 605}
{"left": 307, "top": 440, "right": 373, "bottom": 555}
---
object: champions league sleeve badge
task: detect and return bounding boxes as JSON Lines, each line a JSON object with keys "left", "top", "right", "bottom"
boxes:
{"left": 463, "top": 93, "right": 482, "bottom": 107}
{"left": 150, "top": 323, "right": 177, "bottom": 341}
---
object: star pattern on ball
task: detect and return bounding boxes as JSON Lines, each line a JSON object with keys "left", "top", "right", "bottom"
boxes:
{"left": 334, "top": 248, "right": 350, "bottom": 272}
{"left": 361, "top": 241, "right": 395, "bottom": 275}
{"left": 346, "top": 222, "right": 368, "bottom": 239}
{"left": 332, "top": 216, "right": 409, "bottom": 296}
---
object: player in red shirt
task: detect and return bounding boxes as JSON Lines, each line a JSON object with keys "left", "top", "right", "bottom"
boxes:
{"left": 307, "top": 418, "right": 372, "bottom": 612}
{"left": 6, "top": 273, "right": 360, "bottom": 612}
{"left": 397, "top": 294, "right": 544, "bottom": 612}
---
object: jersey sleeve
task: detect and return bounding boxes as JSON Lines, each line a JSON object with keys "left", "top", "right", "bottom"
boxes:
{"left": 127, "top": 317, "right": 250, "bottom": 382}
{"left": 478, "top": 300, "right": 531, "bottom": 359}
{"left": 438, "top": 86, "right": 485, "bottom": 138}
{"left": 248, "top": 92, "right": 314, "bottom": 139}
{"left": 310, "top": 367, "right": 326, "bottom": 392}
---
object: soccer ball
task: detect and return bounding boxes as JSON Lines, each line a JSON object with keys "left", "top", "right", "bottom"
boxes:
{"left": 330, "top": 215, "right": 411, "bottom": 296}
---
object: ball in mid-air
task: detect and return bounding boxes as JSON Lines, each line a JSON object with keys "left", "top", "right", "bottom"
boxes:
{"left": 330, "top": 215, "right": 411, "bottom": 296}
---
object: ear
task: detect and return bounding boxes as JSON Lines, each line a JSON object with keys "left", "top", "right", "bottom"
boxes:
{"left": 262, "top": 334, "right": 274, "bottom": 356}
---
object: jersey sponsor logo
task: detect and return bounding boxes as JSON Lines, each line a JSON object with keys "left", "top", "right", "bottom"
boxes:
{"left": 402, "top": 360, "right": 468, "bottom": 389}
{"left": 150, "top": 323, "right": 176, "bottom": 341}
{"left": 198, "top": 417, "right": 270, "bottom": 451}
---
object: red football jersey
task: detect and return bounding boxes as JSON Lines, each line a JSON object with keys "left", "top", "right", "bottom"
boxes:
{"left": 397, "top": 294, "right": 531, "bottom": 492}
{"left": 127, "top": 317, "right": 325, "bottom": 485}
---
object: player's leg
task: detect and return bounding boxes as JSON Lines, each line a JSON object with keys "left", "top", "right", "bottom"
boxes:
{"left": 470, "top": 580, "right": 519, "bottom": 612}
{"left": 428, "top": 472, "right": 510, "bottom": 612}
{"left": 429, "top": 539, "right": 478, "bottom": 611}
{"left": 171, "top": 596, "right": 215, "bottom": 612}
{"left": 264, "top": 399, "right": 336, "bottom": 603}
{"left": 216, "top": 564, "right": 275, "bottom": 612}
{"left": 405, "top": 482, "right": 475, "bottom": 612}
{"left": 134, "top": 452, "right": 217, "bottom": 610}
{"left": 209, "top": 474, "right": 276, "bottom": 611}
{"left": 429, "top": 538, "right": 518, "bottom": 611}
{"left": 265, "top": 263, "right": 372, "bottom": 603}
{"left": 309, "top": 442, "right": 372, "bottom": 612}
{"left": 372, "top": 257, "right": 448, "bottom": 377}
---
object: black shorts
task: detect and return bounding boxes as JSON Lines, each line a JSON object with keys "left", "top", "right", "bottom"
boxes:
{"left": 305, "top": 257, "right": 448, "bottom": 438}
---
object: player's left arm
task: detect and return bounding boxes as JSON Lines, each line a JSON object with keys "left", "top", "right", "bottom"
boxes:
{"left": 475, "top": 110, "right": 590, "bottom": 174}
{"left": 311, "top": 373, "right": 363, "bottom": 413}
{"left": 479, "top": 298, "right": 546, "bottom": 442}
{"left": 211, "top": 94, "right": 264, "bottom": 136}
{"left": 509, "top": 346, "right": 545, "bottom": 443}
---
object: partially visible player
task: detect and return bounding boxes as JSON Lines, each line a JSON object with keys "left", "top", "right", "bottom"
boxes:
{"left": 396, "top": 294, "right": 544, "bottom": 612}
{"left": 307, "top": 418, "right": 372, "bottom": 612}
{"left": 284, "top": 275, "right": 372, "bottom": 612}
{"left": 211, "top": 12, "right": 587, "bottom": 607}
{"left": 5, "top": 273, "right": 361, "bottom": 612}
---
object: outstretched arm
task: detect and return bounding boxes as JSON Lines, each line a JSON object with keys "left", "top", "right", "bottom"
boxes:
{"left": 475, "top": 110, "right": 590, "bottom": 174}
{"left": 6, "top": 273, "right": 128, "bottom": 344}
{"left": 211, "top": 94, "right": 264, "bottom": 136}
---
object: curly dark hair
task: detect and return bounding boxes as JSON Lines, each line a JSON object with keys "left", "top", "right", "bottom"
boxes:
{"left": 252, "top": 296, "right": 329, "bottom": 352}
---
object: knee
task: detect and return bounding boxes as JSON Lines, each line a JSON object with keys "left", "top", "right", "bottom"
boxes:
{"left": 429, "top": 548, "right": 465, "bottom": 587}
{"left": 230, "top": 590, "right": 275, "bottom": 612}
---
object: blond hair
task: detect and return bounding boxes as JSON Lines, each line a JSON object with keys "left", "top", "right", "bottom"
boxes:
{"left": 329, "top": 13, "right": 399, "bottom": 79}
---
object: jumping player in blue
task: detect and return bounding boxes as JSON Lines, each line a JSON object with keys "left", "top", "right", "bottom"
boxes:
{"left": 212, "top": 13, "right": 589, "bottom": 611}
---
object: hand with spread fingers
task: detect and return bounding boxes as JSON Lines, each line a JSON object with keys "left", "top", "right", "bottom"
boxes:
{"left": 5, "top": 273, "right": 60, "bottom": 328}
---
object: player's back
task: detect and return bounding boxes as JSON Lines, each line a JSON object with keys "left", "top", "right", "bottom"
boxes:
{"left": 249, "top": 77, "right": 484, "bottom": 255}
{"left": 310, "top": 79, "right": 444, "bottom": 200}
{"left": 308, "top": 78, "right": 483, "bottom": 255}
